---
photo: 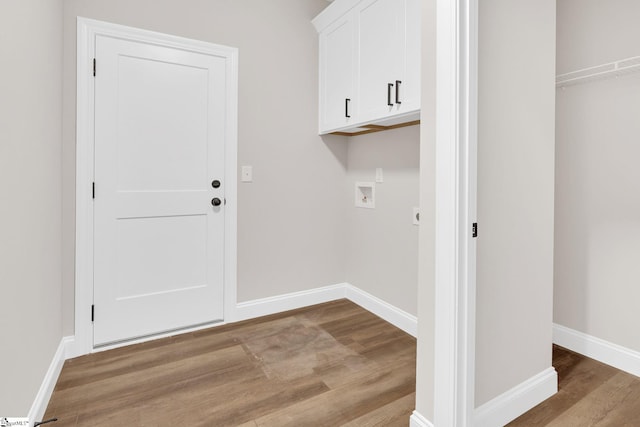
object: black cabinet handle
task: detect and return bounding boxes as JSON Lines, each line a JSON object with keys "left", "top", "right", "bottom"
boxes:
{"left": 395, "top": 80, "right": 402, "bottom": 104}
{"left": 387, "top": 83, "right": 394, "bottom": 106}
{"left": 345, "top": 98, "right": 351, "bottom": 118}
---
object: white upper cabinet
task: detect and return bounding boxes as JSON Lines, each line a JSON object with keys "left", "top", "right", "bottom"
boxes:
{"left": 318, "top": 14, "right": 356, "bottom": 133}
{"left": 313, "top": 0, "right": 420, "bottom": 135}
{"left": 356, "top": 0, "right": 419, "bottom": 122}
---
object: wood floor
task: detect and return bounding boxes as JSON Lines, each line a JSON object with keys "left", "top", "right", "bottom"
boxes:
{"left": 509, "top": 345, "right": 640, "bottom": 426}
{"left": 46, "top": 300, "right": 640, "bottom": 426}
{"left": 44, "top": 300, "right": 417, "bottom": 426}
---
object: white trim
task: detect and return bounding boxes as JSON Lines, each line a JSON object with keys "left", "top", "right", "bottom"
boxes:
{"left": 474, "top": 368, "right": 558, "bottom": 427}
{"left": 73, "top": 17, "right": 95, "bottom": 359}
{"left": 235, "top": 284, "right": 346, "bottom": 322}
{"left": 73, "top": 280, "right": 416, "bottom": 356}
{"left": 62, "top": 335, "right": 75, "bottom": 359}
{"left": 311, "top": 0, "right": 360, "bottom": 32}
{"left": 235, "top": 283, "right": 418, "bottom": 337}
{"left": 27, "top": 337, "right": 73, "bottom": 427}
{"left": 222, "top": 35, "right": 239, "bottom": 325}
{"left": 553, "top": 323, "right": 640, "bottom": 378}
{"left": 410, "top": 410, "right": 435, "bottom": 427}
{"left": 344, "top": 284, "right": 417, "bottom": 337}
{"left": 74, "top": 17, "right": 238, "bottom": 356}
{"left": 433, "top": 0, "right": 477, "bottom": 426}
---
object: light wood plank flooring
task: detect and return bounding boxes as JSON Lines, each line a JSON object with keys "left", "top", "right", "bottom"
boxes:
{"left": 509, "top": 345, "right": 640, "bottom": 426}
{"left": 44, "top": 300, "right": 416, "bottom": 426}
{"left": 46, "top": 302, "right": 640, "bottom": 426}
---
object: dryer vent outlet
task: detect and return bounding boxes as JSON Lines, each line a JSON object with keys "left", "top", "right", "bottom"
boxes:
{"left": 355, "top": 182, "right": 375, "bottom": 209}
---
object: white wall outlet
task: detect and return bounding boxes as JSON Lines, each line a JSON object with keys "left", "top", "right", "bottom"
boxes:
{"left": 375, "top": 168, "right": 384, "bottom": 183}
{"left": 241, "top": 165, "right": 253, "bottom": 182}
{"left": 355, "top": 182, "right": 375, "bottom": 208}
{"left": 413, "top": 207, "right": 420, "bottom": 225}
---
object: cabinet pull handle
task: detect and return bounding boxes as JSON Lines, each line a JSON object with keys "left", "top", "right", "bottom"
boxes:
{"left": 395, "top": 80, "right": 402, "bottom": 104}
{"left": 387, "top": 83, "right": 394, "bottom": 106}
{"left": 345, "top": 98, "right": 351, "bottom": 118}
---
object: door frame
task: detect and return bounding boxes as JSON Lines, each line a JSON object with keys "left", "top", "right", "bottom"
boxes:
{"left": 433, "top": 0, "right": 478, "bottom": 425}
{"left": 72, "top": 17, "right": 238, "bottom": 357}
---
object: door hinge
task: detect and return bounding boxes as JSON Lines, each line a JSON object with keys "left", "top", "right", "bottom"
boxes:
{"left": 91, "top": 304, "right": 95, "bottom": 322}
{"left": 92, "top": 182, "right": 95, "bottom": 199}
{"left": 472, "top": 222, "right": 478, "bottom": 238}
{"left": 93, "top": 58, "right": 96, "bottom": 77}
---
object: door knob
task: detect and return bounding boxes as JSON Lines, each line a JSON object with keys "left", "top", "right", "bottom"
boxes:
{"left": 211, "top": 198, "right": 222, "bottom": 207}
{"left": 211, "top": 180, "right": 221, "bottom": 188}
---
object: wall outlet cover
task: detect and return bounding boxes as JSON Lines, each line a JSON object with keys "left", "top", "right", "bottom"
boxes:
{"left": 241, "top": 165, "right": 252, "bottom": 182}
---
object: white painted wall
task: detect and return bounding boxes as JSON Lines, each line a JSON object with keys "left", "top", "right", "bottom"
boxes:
{"left": 475, "top": 0, "right": 556, "bottom": 407}
{"left": 555, "top": 0, "right": 640, "bottom": 353}
{"left": 556, "top": 0, "right": 640, "bottom": 75}
{"left": 344, "top": 126, "right": 420, "bottom": 316}
{"left": 61, "top": 0, "right": 349, "bottom": 334}
{"left": 0, "top": 0, "right": 64, "bottom": 415}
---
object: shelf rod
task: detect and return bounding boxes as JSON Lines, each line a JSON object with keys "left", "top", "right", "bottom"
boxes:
{"left": 556, "top": 55, "right": 640, "bottom": 87}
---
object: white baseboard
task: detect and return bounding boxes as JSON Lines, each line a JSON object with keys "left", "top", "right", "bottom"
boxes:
{"left": 235, "top": 283, "right": 418, "bottom": 337}
{"left": 27, "top": 336, "right": 73, "bottom": 426}
{"left": 69, "top": 282, "right": 416, "bottom": 357}
{"left": 410, "top": 410, "right": 434, "bottom": 427}
{"left": 65, "top": 334, "right": 85, "bottom": 360}
{"left": 234, "top": 283, "right": 347, "bottom": 322}
{"left": 553, "top": 323, "right": 640, "bottom": 378}
{"left": 474, "top": 367, "right": 557, "bottom": 427}
{"left": 344, "top": 284, "right": 417, "bottom": 337}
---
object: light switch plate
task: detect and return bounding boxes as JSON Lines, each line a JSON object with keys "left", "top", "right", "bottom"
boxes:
{"left": 375, "top": 168, "right": 384, "bottom": 183}
{"left": 241, "top": 165, "right": 252, "bottom": 182}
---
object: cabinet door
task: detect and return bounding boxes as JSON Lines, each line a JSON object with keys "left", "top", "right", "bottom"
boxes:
{"left": 356, "top": 0, "right": 419, "bottom": 123}
{"left": 401, "top": 0, "right": 420, "bottom": 114}
{"left": 319, "top": 15, "right": 356, "bottom": 133}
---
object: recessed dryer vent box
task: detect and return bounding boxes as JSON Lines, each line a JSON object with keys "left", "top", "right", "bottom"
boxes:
{"left": 355, "top": 182, "right": 375, "bottom": 209}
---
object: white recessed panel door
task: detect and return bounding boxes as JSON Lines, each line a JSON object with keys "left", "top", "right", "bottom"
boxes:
{"left": 93, "top": 34, "right": 226, "bottom": 346}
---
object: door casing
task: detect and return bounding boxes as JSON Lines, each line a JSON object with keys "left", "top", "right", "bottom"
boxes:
{"left": 72, "top": 17, "right": 238, "bottom": 357}
{"left": 432, "top": 0, "right": 478, "bottom": 425}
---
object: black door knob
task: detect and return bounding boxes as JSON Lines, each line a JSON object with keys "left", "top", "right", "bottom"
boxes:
{"left": 211, "top": 198, "right": 222, "bottom": 207}
{"left": 211, "top": 180, "right": 221, "bottom": 188}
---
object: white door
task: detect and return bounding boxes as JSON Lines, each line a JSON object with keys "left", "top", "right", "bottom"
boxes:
{"left": 93, "top": 34, "right": 227, "bottom": 346}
